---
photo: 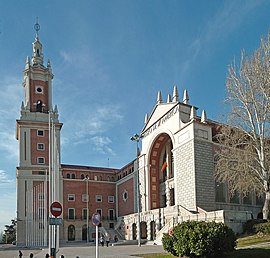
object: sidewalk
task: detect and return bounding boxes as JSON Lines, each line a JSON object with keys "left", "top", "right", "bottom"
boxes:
{"left": 0, "top": 244, "right": 166, "bottom": 258}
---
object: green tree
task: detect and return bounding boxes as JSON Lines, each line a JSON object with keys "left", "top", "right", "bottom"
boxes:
{"left": 2, "top": 219, "right": 17, "bottom": 244}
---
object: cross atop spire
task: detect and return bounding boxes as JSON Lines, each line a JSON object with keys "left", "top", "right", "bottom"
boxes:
{"left": 34, "top": 17, "right": 40, "bottom": 39}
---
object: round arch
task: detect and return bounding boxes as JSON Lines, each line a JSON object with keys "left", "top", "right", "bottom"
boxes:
{"left": 147, "top": 132, "right": 174, "bottom": 209}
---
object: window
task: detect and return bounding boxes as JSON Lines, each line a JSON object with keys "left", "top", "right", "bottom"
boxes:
{"left": 71, "top": 174, "right": 75, "bottom": 179}
{"left": 35, "top": 86, "right": 44, "bottom": 94}
{"left": 37, "top": 130, "right": 44, "bottom": 136}
{"left": 82, "top": 194, "right": 88, "bottom": 202}
{"left": 123, "top": 189, "right": 128, "bottom": 202}
{"left": 36, "top": 100, "right": 43, "bottom": 112}
{"left": 81, "top": 174, "right": 85, "bottom": 179}
{"left": 94, "top": 176, "right": 97, "bottom": 181}
{"left": 108, "top": 209, "right": 114, "bottom": 220}
{"left": 68, "top": 194, "right": 75, "bottom": 201}
{"left": 37, "top": 157, "right": 45, "bottom": 164}
{"left": 38, "top": 192, "right": 44, "bottom": 200}
{"left": 38, "top": 208, "right": 45, "bottom": 219}
{"left": 82, "top": 208, "right": 88, "bottom": 220}
{"left": 37, "top": 143, "right": 45, "bottom": 150}
{"left": 96, "top": 209, "right": 102, "bottom": 216}
{"left": 96, "top": 195, "right": 102, "bottom": 202}
{"left": 67, "top": 173, "right": 70, "bottom": 179}
{"left": 108, "top": 196, "right": 114, "bottom": 203}
{"left": 68, "top": 208, "right": 75, "bottom": 219}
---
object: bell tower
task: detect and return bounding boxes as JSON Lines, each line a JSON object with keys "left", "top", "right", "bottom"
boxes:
{"left": 16, "top": 22, "right": 63, "bottom": 247}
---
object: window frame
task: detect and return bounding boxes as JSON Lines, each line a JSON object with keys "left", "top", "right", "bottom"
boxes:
{"left": 95, "top": 195, "right": 102, "bottom": 203}
{"left": 37, "top": 157, "right": 45, "bottom": 164}
{"left": 68, "top": 208, "right": 75, "bottom": 220}
{"left": 68, "top": 194, "right": 75, "bottom": 202}
{"left": 37, "top": 130, "right": 44, "bottom": 137}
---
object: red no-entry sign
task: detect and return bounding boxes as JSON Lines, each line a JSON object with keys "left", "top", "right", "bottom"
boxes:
{"left": 50, "top": 202, "right": 62, "bottom": 217}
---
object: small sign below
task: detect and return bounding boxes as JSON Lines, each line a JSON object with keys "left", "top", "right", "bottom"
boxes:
{"left": 49, "top": 217, "right": 63, "bottom": 225}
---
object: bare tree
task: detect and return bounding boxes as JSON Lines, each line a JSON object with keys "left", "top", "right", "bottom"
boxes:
{"left": 215, "top": 32, "right": 270, "bottom": 219}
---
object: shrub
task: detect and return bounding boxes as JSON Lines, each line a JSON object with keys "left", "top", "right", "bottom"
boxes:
{"left": 254, "top": 221, "right": 270, "bottom": 235}
{"left": 162, "top": 220, "right": 236, "bottom": 258}
{"left": 243, "top": 219, "right": 267, "bottom": 234}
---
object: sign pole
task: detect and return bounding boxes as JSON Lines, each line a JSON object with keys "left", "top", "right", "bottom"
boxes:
{"left": 96, "top": 225, "right": 99, "bottom": 258}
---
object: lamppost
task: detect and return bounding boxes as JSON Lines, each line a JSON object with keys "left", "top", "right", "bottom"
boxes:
{"left": 130, "top": 133, "right": 141, "bottom": 247}
{"left": 83, "top": 175, "right": 90, "bottom": 243}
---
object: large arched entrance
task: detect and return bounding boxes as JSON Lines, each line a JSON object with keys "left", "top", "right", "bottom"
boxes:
{"left": 141, "top": 222, "right": 147, "bottom": 239}
{"left": 132, "top": 223, "right": 137, "bottom": 240}
{"left": 149, "top": 133, "right": 174, "bottom": 209}
{"left": 150, "top": 221, "right": 156, "bottom": 240}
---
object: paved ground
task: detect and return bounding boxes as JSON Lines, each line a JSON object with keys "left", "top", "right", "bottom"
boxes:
{"left": 0, "top": 243, "right": 166, "bottom": 258}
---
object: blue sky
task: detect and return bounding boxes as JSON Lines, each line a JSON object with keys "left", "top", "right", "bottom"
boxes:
{"left": 0, "top": 0, "right": 270, "bottom": 232}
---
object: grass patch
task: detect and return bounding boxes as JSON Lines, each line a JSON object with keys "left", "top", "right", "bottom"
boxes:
{"left": 138, "top": 248, "right": 270, "bottom": 258}
{"left": 237, "top": 234, "right": 270, "bottom": 247}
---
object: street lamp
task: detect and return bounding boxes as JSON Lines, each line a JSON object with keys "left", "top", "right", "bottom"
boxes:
{"left": 130, "top": 133, "right": 141, "bottom": 247}
{"left": 83, "top": 175, "right": 90, "bottom": 243}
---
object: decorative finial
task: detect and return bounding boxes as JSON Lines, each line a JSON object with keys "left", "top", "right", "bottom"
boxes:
{"left": 172, "top": 85, "right": 179, "bottom": 102}
{"left": 190, "top": 106, "right": 196, "bottom": 120}
{"left": 183, "top": 89, "right": 189, "bottom": 104}
{"left": 201, "top": 110, "right": 207, "bottom": 123}
{"left": 144, "top": 113, "right": 149, "bottom": 124}
{"left": 167, "top": 94, "right": 171, "bottom": 103}
{"left": 157, "top": 91, "right": 162, "bottom": 104}
{"left": 34, "top": 17, "right": 40, "bottom": 38}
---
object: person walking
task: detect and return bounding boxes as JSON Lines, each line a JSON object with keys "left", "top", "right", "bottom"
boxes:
{"left": 99, "top": 235, "right": 104, "bottom": 246}
{"left": 29, "top": 254, "right": 34, "bottom": 258}
{"left": 19, "top": 250, "right": 23, "bottom": 258}
{"left": 105, "top": 235, "right": 110, "bottom": 247}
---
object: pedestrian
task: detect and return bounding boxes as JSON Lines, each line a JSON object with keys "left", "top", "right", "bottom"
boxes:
{"left": 29, "top": 253, "right": 34, "bottom": 258}
{"left": 99, "top": 235, "right": 104, "bottom": 246}
{"left": 59, "top": 255, "right": 64, "bottom": 258}
{"left": 45, "top": 254, "right": 49, "bottom": 258}
{"left": 105, "top": 235, "right": 110, "bottom": 247}
{"left": 19, "top": 250, "right": 23, "bottom": 258}
{"left": 114, "top": 235, "right": 118, "bottom": 242}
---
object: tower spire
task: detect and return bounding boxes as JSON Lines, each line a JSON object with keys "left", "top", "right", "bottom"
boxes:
{"left": 32, "top": 18, "right": 44, "bottom": 66}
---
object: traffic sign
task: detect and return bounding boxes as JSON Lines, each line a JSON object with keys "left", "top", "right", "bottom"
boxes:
{"left": 49, "top": 218, "right": 63, "bottom": 225}
{"left": 50, "top": 202, "right": 62, "bottom": 217}
{"left": 92, "top": 213, "right": 101, "bottom": 226}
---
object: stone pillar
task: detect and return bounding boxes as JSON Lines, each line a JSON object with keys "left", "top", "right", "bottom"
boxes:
{"left": 147, "top": 221, "right": 151, "bottom": 240}
{"left": 166, "top": 180, "right": 170, "bottom": 207}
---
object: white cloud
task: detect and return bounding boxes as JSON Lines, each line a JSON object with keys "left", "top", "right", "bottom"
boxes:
{"left": 0, "top": 170, "right": 14, "bottom": 185}
{"left": 91, "top": 136, "right": 114, "bottom": 155}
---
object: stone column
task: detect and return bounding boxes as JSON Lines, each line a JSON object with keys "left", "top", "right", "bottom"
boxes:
{"left": 147, "top": 221, "right": 151, "bottom": 240}
{"left": 166, "top": 180, "right": 170, "bottom": 207}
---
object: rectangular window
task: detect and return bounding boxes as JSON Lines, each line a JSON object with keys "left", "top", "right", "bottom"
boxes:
{"left": 68, "top": 208, "right": 75, "bottom": 219}
{"left": 108, "top": 196, "right": 114, "bottom": 203}
{"left": 82, "top": 194, "right": 89, "bottom": 202}
{"left": 37, "top": 143, "right": 45, "bottom": 150}
{"left": 95, "top": 195, "right": 102, "bottom": 202}
{"left": 68, "top": 194, "right": 75, "bottom": 201}
{"left": 38, "top": 192, "right": 44, "bottom": 200}
{"left": 96, "top": 209, "right": 102, "bottom": 216}
{"left": 37, "top": 130, "right": 44, "bottom": 136}
{"left": 82, "top": 208, "right": 88, "bottom": 220}
{"left": 38, "top": 208, "right": 44, "bottom": 219}
{"left": 108, "top": 209, "right": 114, "bottom": 220}
{"left": 37, "top": 157, "right": 45, "bottom": 164}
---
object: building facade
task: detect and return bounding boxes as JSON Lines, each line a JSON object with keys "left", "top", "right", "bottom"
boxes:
{"left": 16, "top": 29, "right": 263, "bottom": 247}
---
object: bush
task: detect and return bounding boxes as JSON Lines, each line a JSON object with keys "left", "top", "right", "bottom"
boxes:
{"left": 243, "top": 219, "right": 267, "bottom": 234}
{"left": 254, "top": 221, "right": 270, "bottom": 235}
{"left": 162, "top": 220, "right": 236, "bottom": 258}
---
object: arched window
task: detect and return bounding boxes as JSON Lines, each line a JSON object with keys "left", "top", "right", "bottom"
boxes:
{"left": 68, "top": 225, "right": 75, "bottom": 241}
{"left": 36, "top": 100, "right": 43, "bottom": 112}
{"left": 72, "top": 174, "right": 75, "bottom": 179}
{"left": 67, "top": 173, "right": 70, "bottom": 179}
{"left": 81, "top": 174, "right": 85, "bottom": 179}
